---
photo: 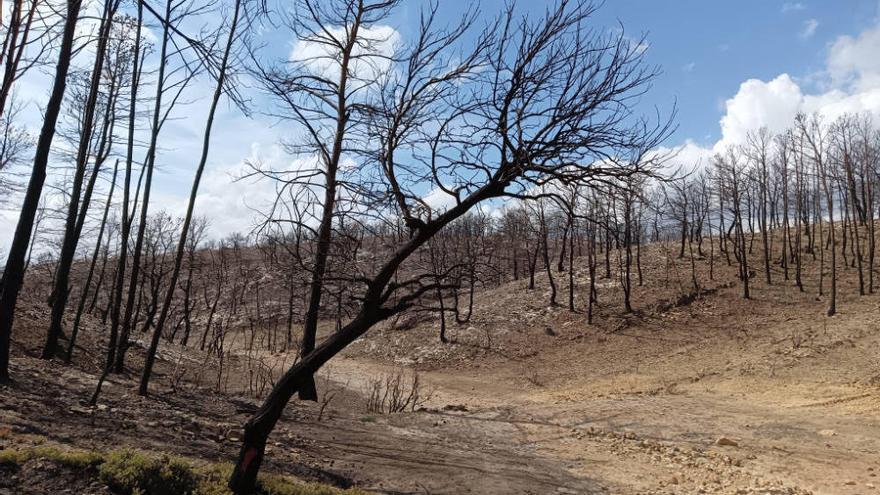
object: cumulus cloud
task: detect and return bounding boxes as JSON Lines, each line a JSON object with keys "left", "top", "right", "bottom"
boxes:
{"left": 781, "top": 2, "right": 806, "bottom": 13}
{"left": 153, "top": 140, "right": 368, "bottom": 241}
{"left": 715, "top": 74, "right": 804, "bottom": 151}
{"left": 290, "top": 25, "right": 400, "bottom": 82}
{"left": 150, "top": 143, "right": 282, "bottom": 240}
{"left": 827, "top": 22, "right": 880, "bottom": 91}
{"left": 666, "top": 19, "right": 880, "bottom": 168}
{"left": 716, "top": 21, "right": 880, "bottom": 148}
{"left": 709, "top": 73, "right": 880, "bottom": 153}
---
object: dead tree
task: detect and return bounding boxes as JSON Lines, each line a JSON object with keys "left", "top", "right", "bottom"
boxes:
{"left": 67, "top": 159, "right": 120, "bottom": 363}
{"left": 139, "top": 0, "right": 245, "bottom": 396}
{"left": 775, "top": 132, "right": 792, "bottom": 282}
{"left": 0, "top": 0, "right": 56, "bottom": 134}
{"left": 228, "top": 1, "right": 671, "bottom": 491}
{"left": 105, "top": 8, "right": 145, "bottom": 373}
{"left": 44, "top": 0, "right": 122, "bottom": 359}
{"left": 114, "top": 0, "right": 203, "bottom": 373}
{"left": 799, "top": 113, "right": 836, "bottom": 315}
{"left": 0, "top": 0, "right": 81, "bottom": 383}
{"left": 834, "top": 116, "right": 864, "bottom": 295}
{"left": 246, "top": 0, "right": 408, "bottom": 402}
{"left": 716, "top": 149, "right": 750, "bottom": 299}
{"left": 745, "top": 128, "right": 773, "bottom": 285}
{"left": 856, "top": 116, "right": 877, "bottom": 293}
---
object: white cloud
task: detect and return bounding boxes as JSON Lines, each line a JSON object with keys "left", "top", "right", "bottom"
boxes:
{"left": 781, "top": 2, "right": 806, "bottom": 13}
{"left": 668, "top": 19, "right": 880, "bottom": 165}
{"left": 715, "top": 74, "right": 804, "bottom": 151}
{"left": 804, "top": 87, "right": 880, "bottom": 122}
{"left": 708, "top": 72, "right": 880, "bottom": 154}
{"left": 683, "top": 62, "right": 696, "bottom": 73}
{"left": 654, "top": 139, "right": 715, "bottom": 176}
{"left": 423, "top": 187, "right": 457, "bottom": 214}
{"left": 828, "top": 22, "right": 880, "bottom": 91}
{"left": 800, "top": 19, "right": 819, "bottom": 39}
{"left": 153, "top": 142, "right": 329, "bottom": 240}
{"left": 0, "top": 203, "right": 19, "bottom": 255}
{"left": 290, "top": 25, "right": 400, "bottom": 82}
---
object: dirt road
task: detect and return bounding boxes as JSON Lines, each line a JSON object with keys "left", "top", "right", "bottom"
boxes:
{"left": 285, "top": 343, "right": 880, "bottom": 495}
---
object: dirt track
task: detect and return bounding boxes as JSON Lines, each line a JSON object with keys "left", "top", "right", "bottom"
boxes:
{"left": 298, "top": 271, "right": 880, "bottom": 495}
{"left": 300, "top": 351, "right": 879, "bottom": 495}
{"left": 3, "top": 245, "right": 880, "bottom": 494}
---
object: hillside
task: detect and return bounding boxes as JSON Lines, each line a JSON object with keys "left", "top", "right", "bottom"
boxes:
{"left": 2, "top": 233, "right": 879, "bottom": 494}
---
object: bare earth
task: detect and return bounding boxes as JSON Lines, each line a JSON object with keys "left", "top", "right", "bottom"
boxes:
{"left": 2, "top": 247, "right": 880, "bottom": 494}
{"left": 311, "top": 264, "right": 880, "bottom": 495}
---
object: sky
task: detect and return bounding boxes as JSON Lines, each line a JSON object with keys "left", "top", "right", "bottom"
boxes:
{"left": 3, "top": 0, "right": 880, "bottom": 252}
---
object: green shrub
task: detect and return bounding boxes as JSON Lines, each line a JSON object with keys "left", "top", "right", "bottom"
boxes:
{"left": 192, "top": 463, "right": 369, "bottom": 495}
{"left": 99, "top": 449, "right": 197, "bottom": 495}
{"left": 0, "top": 449, "right": 28, "bottom": 466}
{"left": 257, "top": 474, "right": 371, "bottom": 495}
{"left": 32, "top": 446, "right": 103, "bottom": 469}
{"left": 0, "top": 446, "right": 102, "bottom": 469}
{"left": 193, "top": 462, "right": 235, "bottom": 495}
{"left": 0, "top": 445, "right": 368, "bottom": 495}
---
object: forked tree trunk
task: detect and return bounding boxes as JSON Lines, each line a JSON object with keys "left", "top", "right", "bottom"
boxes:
{"left": 296, "top": 12, "right": 364, "bottom": 402}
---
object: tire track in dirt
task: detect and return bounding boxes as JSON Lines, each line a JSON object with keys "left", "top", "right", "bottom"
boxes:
{"left": 310, "top": 353, "right": 880, "bottom": 494}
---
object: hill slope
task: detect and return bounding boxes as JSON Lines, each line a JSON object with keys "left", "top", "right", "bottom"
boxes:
{"left": 2, "top": 236, "right": 880, "bottom": 494}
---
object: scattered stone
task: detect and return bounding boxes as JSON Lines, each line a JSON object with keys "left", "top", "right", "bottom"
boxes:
{"left": 715, "top": 437, "right": 739, "bottom": 447}
{"left": 818, "top": 429, "right": 836, "bottom": 437}
{"left": 68, "top": 405, "right": 92, "bottom": 415}
{"left": 844, "top": 480, "right": 856, "bottom": 486}
{"left": 442, "top": 404, "right": 468, "bottom": 412}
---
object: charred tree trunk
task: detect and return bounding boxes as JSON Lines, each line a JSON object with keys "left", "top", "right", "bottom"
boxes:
{"left": 67, "top": 159, "right": 119, "bottom": 363}
{"left": 139, "top": 0, "right": 241, "bottom": 396}
{"left": 0, "top": 0, "right": 81, "bottom": 382}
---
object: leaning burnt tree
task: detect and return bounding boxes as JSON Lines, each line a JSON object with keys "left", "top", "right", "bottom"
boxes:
{"left": 254, "top": 0, "right": 404, "bottom": 401}
{"left": 229, "top": 1, "right": 671, "bottom": 492}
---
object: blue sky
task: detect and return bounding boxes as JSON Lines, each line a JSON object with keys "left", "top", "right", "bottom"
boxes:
{"left": 586, "top": 0, "right": 878, "bottom": 145}
{"left": 463, "top": 0, "right": 878, "bottom": 147}
{"left": 200, "top": 0, "right": 880, "bottom": 162}
{"left": 4, "top": 0, "right": 880, "bottom": 249}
